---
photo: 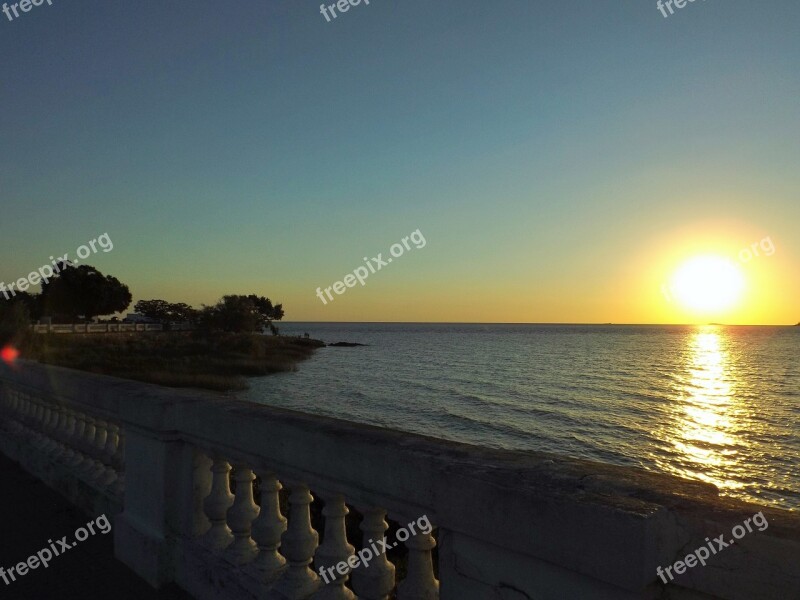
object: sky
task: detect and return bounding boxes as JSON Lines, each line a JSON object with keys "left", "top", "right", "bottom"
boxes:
{"left": 1, "top": 0, "right": 798, "bottom": 324}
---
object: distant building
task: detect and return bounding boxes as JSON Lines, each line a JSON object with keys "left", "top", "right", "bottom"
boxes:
{"left": 124, "top": 313, "right": 159, "bottom": 324}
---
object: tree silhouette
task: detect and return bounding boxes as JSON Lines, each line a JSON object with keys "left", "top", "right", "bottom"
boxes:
{"left": 40, "top": 264, "right": 131, "bottom": 320}
{"left": 199, "top": 294, "right": 284, "bottom": 333}
{"left": 135, "top": 299, "right": 198, "bottom": 325}
{"left": 7, "top": 291, "right": 42, "bottom": 320}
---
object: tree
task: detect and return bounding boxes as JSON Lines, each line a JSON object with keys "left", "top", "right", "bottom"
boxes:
{"left": 40, "top": 264, "right": 131, "bottom": 321}
{"left": 199, "top": 294, "right": 284, "bottom": 333}
{"left": 134, "top": 299, "right": 171, "bottom": 322}
{"left": 246, "top": 294, "right": 283, "bottom": 323}
{"left": 6, "top": 291, "right": 42, "bottom": 320}
{"left": 0, "top": 301, "right": 31, "bottom": 346}
{"left": 135, "top": 299, "right": 198, "bottom": 325}
{"left": 168, "top": 302, "right": 199, "bottom": 324}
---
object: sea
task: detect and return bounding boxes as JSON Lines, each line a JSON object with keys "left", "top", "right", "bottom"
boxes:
{"left": 241, "top": 323, "right": 800, "bottom": 511}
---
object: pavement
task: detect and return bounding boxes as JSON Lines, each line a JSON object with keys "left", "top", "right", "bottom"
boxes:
{"left": 0, "top": 452, "right": 193, "bottom": 600}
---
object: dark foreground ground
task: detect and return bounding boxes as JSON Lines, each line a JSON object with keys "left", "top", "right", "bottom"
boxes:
{"left": 0, "top": 453, "right": 192, "bottom": 600}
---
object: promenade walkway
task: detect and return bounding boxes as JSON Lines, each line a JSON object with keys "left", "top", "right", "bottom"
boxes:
{"left": 0, "top": 452, "right": 191, "bottom": 600}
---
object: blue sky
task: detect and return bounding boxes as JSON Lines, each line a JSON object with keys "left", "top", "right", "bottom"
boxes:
{"left": 2, "top": 0, "right": 798, "bottom": 323}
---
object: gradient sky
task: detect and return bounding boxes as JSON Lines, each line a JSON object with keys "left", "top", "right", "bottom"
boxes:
{"left": 1, "top": 0, "right": 798, "bottom": 324}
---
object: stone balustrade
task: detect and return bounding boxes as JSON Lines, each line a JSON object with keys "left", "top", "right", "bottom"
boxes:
{"left": 0, "top": 378, "right": 125, "bottom": 518}
{"left": 1, "top": 360, "right": 799, "bottom": 600}
{"left": 31, "top": 323, "right": 166, "bottom": 334}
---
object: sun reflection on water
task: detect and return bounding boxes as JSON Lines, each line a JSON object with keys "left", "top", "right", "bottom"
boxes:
{"left": 656, "top": 326, "right": 748, "bottom": 493}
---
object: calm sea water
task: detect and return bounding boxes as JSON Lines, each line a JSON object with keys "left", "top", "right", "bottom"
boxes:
{"left": 242, "top": 323, "right": 800, "bottom": 510}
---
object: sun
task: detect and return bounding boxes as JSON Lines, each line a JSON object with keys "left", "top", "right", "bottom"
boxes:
{"left": 670, "top": 255, "right": 745, "bottom": 313}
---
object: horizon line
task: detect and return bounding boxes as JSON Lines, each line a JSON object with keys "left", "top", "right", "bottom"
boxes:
{"left": 280, "top": 321, "right": 799, "bottom": 327}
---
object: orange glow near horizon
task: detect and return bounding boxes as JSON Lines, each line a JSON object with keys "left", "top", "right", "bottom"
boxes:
{"left": 632, "top": 221, "right": 796, "bottom": 326}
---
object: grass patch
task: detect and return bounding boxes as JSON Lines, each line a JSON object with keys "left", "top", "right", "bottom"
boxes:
{"left": 24, "top": 332, "right": 325, "bottom": 392}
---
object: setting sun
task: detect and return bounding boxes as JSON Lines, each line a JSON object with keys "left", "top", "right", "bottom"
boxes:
{"left": 669, "top": 256, "right": 746, "bottom": 314}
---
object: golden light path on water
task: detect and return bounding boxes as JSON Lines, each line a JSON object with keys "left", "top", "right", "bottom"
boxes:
{"left": 655, "top": 326, "right": 751, "bottom": 494}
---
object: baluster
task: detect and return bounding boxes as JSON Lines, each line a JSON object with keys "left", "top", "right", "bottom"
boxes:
{"left": 37, "top": 400, "right": 50, "bottom": 446}
{"left": 47, "top": 403, "right": 64, "bottom": 454}
{"left": 251, "top": 472, "right": 287, "bottom": 582}
{"left": 31, "top": 395, "right": 40, "bottom": 423}
{"left": 13, "top": 392, "right": 22, "bottom": 424}
{"left": 202, "top": 458, "right": 234, "bottom": 550}
{"left": 102, "top": 422, "right": 118, "bottom": 463}
{"left": 21, "top": 394, "right": 30, "bottom": 423}
{"left": 54, "top": 405, "right": 73, "bottom": 462}
{"left": 25, "top": 395, "right": 36, "bottom": 427}
{"left": 50, "top": 404, "right": 63, "bottom": 447}
{"left": 79, "top": 415, "right": 97, "bottom": 474}
{"left": 31, "top": 398, "right": 46, "bottom": 438}
{"left": 25, "top": 395, "right": 37, "bottom": 431}
{"left": 10, "top": 392, "right": 24, "bottom": 434}
{"left": 88, "top": 419, "right": 109, "bottom": 481}
{"left": 313, "top": 494, "right": 355, "bottom": 600}
{"left": 191, "top": 451, "right": 212, "bottom": 537}
{"left": 351, "top": 508, "right": 396, "bottom": 600}
{"left": 21, "top": 394, "right": 32, "bottom": 423}
{"left": 39, "top": 401, "right": 54, "bottom": 451}
{"left": 99, "top": 423, "right": 119, "bottom": 486}
{"left": 113, "top": 429, "right": 125, "bottom": 470}
{"left": 226, "top": 465, "right": 259, "bottom": 564}
{"left": 53, "top": 405, "right": 71, "bottom": 457}
{"left": 68, "top": 412, "right": 88, "bottom": 468}
{"left": 18, "top": 394, "right": 31, "bottom": 437}
{"left": 274, "top": 482, "right": 320, "bottom": 599}
{"left": 35, "top": 400, "right": 51, "bottom": 450}
{"left": 59, "top": 409, "right": 78, "bottom": 463}
{"left": 14, "top": 393, "right": 25, "bottom": 433}
{"left": 111, "top": 431, "right": 126, "bottom": 496}
{"left": 79, "top": 416, "right": 97, "bottom": 470}
{"left": 397, "top": 527, "right": 439, "bottom": 600}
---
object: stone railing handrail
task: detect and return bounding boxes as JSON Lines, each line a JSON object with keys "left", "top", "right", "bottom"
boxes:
{"left": 1, "top": 360, "right": 798, "bottom": 600}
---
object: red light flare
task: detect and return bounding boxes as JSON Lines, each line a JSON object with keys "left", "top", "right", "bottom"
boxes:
{"left": 1, "top": 345, "right": 19, "bottom": 365}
